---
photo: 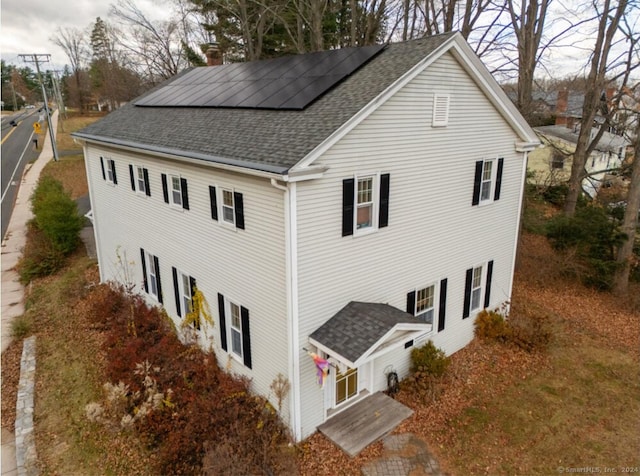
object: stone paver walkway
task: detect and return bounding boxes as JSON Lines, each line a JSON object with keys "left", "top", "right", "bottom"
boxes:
{"left": 361, "top": 433, "right": 444, "bottom": 476}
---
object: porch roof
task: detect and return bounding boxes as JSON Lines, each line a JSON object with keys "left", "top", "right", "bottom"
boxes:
{"left": 308, "top": 301, "right": 430, "bottom": 368}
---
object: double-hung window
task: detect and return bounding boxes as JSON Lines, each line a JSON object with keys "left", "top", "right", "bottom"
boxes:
{"left": 407, "top": 278, "right": 448, "bottom": 332}
{"left": 162, "top": 174, "right": 190, "bottom": 210}
{"left": 415, "top": 285, "right": 435, "bottom": 324}
{"left": 140, "top": 248, "right": 162, "bottom": 303}
{"left": 463, "top": 261, "right": 494, "bottom": 319}
{"left": 172, "top": 267, "right": 195, "bottom": 318}
{"left": 208, "top": 186, "right": 245, "bottom": 230}
{"left": 217, "top": 293, "right": 252, "bottom": 368}
{"left": 472, "top": 158, "right": 504, "bottom": 206}
{"left": 171, "top": 176, "right": 183, "bottom": 207}
{"left": 100, "top": 157, "right": 118, "bottom": 185}
{"left": 222, "top": 189, "right": 235, "bottom": 225}
{"left": 470, "top": 266, "right": 483, "bottom": 311}
{"left": 342, "top": 173, "right": 390, "bottom": 236}
{"left": 229, "top": 302, "right": 242, "bottom": 357}
{"left": 356, "top": 177, "right": 374, "bottom": 230}
{"left": 129, "top": 165, "right": 150, "bottom": 196}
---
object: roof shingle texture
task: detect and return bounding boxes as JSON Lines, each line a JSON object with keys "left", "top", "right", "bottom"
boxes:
{"left": 309, "top": 301, "right": 426, "bottom": 364}
{"left": 75, "top": 33, "right": 455, "bottom": 173}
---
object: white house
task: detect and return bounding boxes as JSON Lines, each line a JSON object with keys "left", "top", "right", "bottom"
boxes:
{"left": 74, "top": 32, "right": 539, "bottom": 442}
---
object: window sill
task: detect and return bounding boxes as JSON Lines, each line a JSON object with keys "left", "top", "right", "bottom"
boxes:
{"left": 353, "top": 227, "right": 377, "bottom": 238}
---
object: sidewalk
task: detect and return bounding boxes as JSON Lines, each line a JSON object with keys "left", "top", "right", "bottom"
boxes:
{"left": 1, "top": 110, "right": 59, "bottom": 476}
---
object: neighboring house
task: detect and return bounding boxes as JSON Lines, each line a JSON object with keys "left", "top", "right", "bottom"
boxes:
{"left": 73, "top": 32, "right": 539, "bottom": 442}
{"left": 528, "top": 125, "right": 628, "bottom": 197}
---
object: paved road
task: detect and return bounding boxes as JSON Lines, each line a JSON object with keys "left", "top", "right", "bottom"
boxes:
{"left": 1, "top": 110, "right": 42, "bottom": 240}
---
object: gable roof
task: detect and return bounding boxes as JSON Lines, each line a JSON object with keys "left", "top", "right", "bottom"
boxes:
{"left": 308, "top": 301, "right": 430, "bottom": 368}
{"left": 74, "top": 32, "right": 538, "bottom": 177}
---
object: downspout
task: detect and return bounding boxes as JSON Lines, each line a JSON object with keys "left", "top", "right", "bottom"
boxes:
{"left": 509, "top": 150, "right": 530, "bottom": 315}
{"left": 81, "top": 142, "right": 106, "bottom": 283}
{"left": 270, "top": 178, "right": 301, "bottom": 441}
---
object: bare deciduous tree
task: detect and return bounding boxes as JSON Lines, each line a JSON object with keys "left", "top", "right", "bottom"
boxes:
{"left": 51, "top": 27, "right": 90, "bottom": 111}
{"left": 564, "top": 0, "right": 633, "bottom": 216}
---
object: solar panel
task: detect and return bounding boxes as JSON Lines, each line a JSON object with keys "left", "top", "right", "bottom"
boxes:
{"left": 134, "top": 44, "right": 385, "bottom": 110}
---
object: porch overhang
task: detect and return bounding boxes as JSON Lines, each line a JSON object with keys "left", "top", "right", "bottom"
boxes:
{"left": 308, "top": 301, "right": 431, "bottom": 369}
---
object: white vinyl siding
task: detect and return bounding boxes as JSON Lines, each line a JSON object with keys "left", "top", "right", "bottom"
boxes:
{"left": 83, "top": 146, "right": 290, "bottom": 430}
{"left": 295, "top": 51, "right": 524, "bottom": 438}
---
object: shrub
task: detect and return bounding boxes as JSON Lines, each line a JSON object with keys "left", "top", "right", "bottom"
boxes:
{"left": 542, "top": 184, "right": 569, "bottom": 207}
{"left": 31, "top": 175, "right": 83, "bottom": 255}
{"left": 17, "top": 222, "right": 67, "bottom": 283}
{"left": 11, "top": 316, "right": 31, "bottom": 339}
{"left": 410, "top": 341, "right": 450, "bottom": 377}
{"left": 546, "top": 205, "right": 627, "bottom": 289}
{"left": 474, "top": 304, "right": 552, "bottom": 352}
{"left": 474, "top": 309, "right": 511, "bottom": 342}
{"left": 83, "top": 284, "right": 293, "bottom": 474}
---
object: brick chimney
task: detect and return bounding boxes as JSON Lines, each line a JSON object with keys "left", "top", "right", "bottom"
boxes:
{"left": 205, "top": 43, "right": 222, "bottom": 66}
{"left": 555, "top": 89, "right": 568, "bottom": 126}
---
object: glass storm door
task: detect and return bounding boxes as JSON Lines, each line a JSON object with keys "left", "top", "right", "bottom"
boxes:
{"left": 335, "top": 367, "right": 358, "bottom": 406}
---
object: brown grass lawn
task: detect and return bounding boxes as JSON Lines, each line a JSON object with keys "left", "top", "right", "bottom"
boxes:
{"left": 56, "top": 113, "right": 105, "bottom": 152}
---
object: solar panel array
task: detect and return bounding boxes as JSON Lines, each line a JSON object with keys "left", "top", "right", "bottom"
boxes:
{"left": 134, "top": 44, "right": 385, "bottom": 110}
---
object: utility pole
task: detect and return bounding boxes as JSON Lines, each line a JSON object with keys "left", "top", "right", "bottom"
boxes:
{"left": 19, "top": 53, "right": 59, "bottom": 161}
{"left": 52, "top": 70, "right": 65, "bottom": 119}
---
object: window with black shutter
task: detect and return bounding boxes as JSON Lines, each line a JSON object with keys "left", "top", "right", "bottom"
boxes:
{"left": 342, "top": 173, "right": 390, "bottom": 236}
{"left": 472, "top": 159, "right": 503, "bottom": 206}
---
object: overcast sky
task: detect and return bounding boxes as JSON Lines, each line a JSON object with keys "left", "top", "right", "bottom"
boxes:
{"left": 1, "top": 0, "right": 166, "bottom": 71}
{"left": 1, "top": 0, "right": 637, "bottom": 80}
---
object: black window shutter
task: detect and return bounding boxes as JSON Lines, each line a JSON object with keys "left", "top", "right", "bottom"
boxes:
{"left": 129, "top": 165, "right": 136, "bottom": 191}
{"left": 172, "top": 267, "right": 181, "bottom": 317}
{"left": 463, "top": 268, "right": 473, "bottom": 318}
{"left": 161, "top": 174, "right": 169, "bottom": 203}
{"left": 110, "top": 160, "right": 118, "bottom": 185}
{"left": 438, "top": 278, "right": 447, "bottom": 332}
{"left": 342, "top": 178, "right": 355, "bottom": 236}
{"left": 140, "top": 248, "right": 148, "bottom": 293}
{"left": 494, "top": 159, "right": 504, "bottom": 201}
{"left": 154, "top": 255, "right": 163, "bottom": 304}
{"left": 472, "top": 160, "right": 483, "bottom": 206}
{"left": 234, "top": 192, "right": 245, "bottom": 229}
{"left": 209, "top": 186, "right": 218, "bottom": 221}
{"left": 181, "top": 178, "right": 189, "bottom": 210}
{"left": 484, "top": 260, "right": 494, "bottom": 308}
{"left": 241, "top": 306, "right": 252, "bottom": 369}
{"left": 406, "top": 291, "right": 416, "bottom": 315}
{"left": 143, "top": 168, "right": 151, "bottom": 196}
{"left": 379, "top": 173, "right": 390, "bottom": 228}
{"left": 218, "top": 293, "right": 228, "bottom": 351}
{"left": 100, "top": 157, "right": 106, "bottom": 180}
{"left": 189, "top": 276, "right": 198, "bottom": 328}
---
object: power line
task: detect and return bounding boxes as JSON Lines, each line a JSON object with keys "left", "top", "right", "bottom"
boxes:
{"left": 18, "top": 53, "right": 59, "bottom": 162}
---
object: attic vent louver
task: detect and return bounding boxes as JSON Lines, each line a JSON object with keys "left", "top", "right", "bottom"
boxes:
{"left": 432, "top": 94, "right": 450, "bottom": 127}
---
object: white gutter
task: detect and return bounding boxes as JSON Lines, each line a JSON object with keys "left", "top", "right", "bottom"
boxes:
{"left": 270, "top": 178, "right": 302, "bottom": 441}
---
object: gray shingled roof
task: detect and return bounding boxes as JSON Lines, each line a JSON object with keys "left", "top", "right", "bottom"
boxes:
{"left": 309, "top": 301, "right": 427, "bottom": 364}
{"left": 535, "top": 125, "right": 628, "bottom": 153}
{"left": 74, "top": 33, "right": 456, "bottom": 174}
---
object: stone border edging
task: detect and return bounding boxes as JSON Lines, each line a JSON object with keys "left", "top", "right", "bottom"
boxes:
{"left": 15, "top": 335, "right": 38, "bottom": 476}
